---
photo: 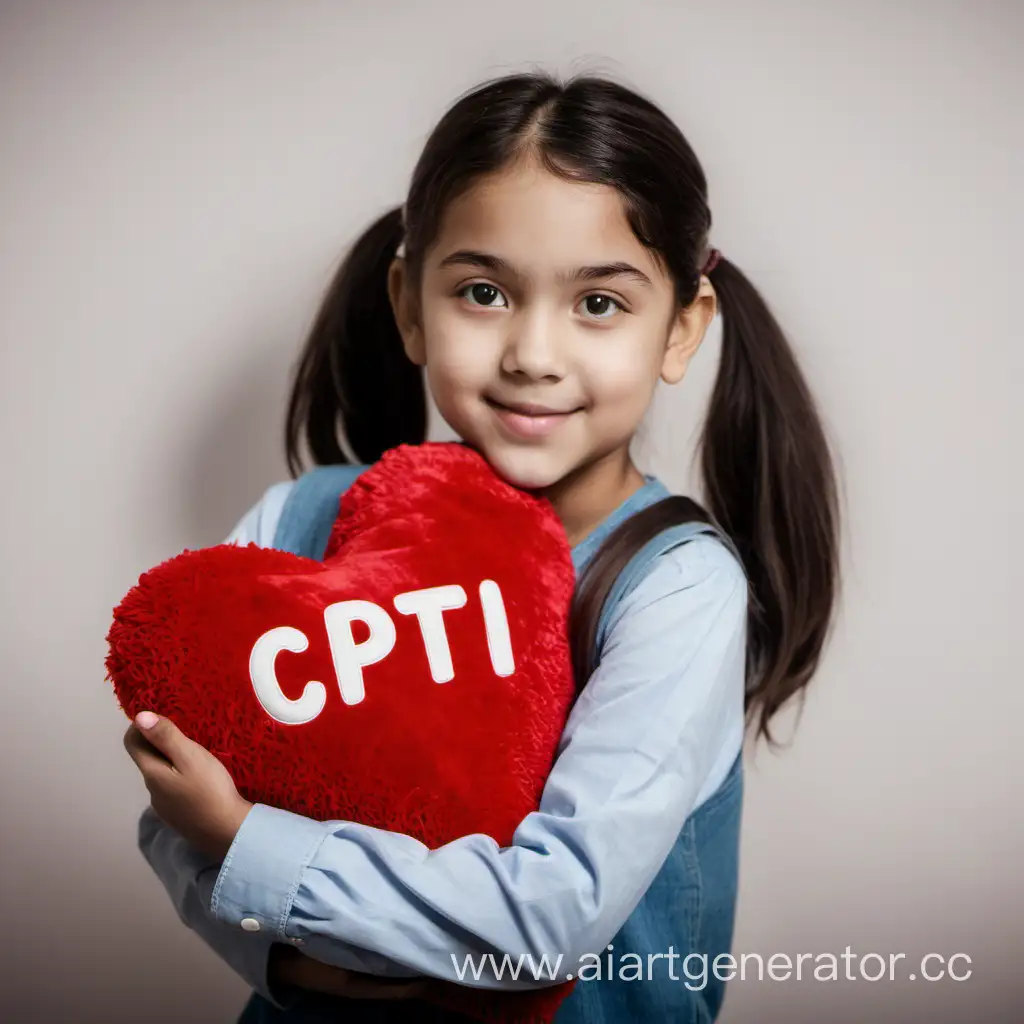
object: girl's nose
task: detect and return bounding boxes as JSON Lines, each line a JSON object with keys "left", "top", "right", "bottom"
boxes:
{"left": 500, "top": 314, "right": 565, "bottom": 381}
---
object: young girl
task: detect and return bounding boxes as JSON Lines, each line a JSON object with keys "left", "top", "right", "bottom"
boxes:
{"left": 126, "top": 71, "right": 839, "bottom": 1023}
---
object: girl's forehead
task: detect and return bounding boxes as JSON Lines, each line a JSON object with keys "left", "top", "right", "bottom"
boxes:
{"left": 432, "top": 163, "right": 657, "bottom": 274}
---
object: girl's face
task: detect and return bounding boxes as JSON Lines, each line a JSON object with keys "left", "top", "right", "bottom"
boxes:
{"left": 390, "top": 154, "right": 713, "bottom": 493}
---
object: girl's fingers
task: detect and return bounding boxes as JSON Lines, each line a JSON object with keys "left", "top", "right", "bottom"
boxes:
{"left": 131, "top": 713, "right": 194, "bottom": 771}
{"left": 337, "top": 976, "right": 430, "bottom": 1001}
{"left": 295, "top": 958, "right": 429, "bottom": 1001}
{"left": 123, "top": 724, "right": 175, "bottom": 777}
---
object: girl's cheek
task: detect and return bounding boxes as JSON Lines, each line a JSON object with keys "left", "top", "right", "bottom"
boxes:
{"left": 423, "top": 316, "right": 497, "bottom": 374}
{"left": 591, "top": 350, "right": 653, "bottom": 397}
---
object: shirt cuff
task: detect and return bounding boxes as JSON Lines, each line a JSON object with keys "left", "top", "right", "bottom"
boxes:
{"left": 191, "top": 856, "right": 304, "bottom": 1011}
{"left": 210, "top": 802, "right": 332, "bottom": 943}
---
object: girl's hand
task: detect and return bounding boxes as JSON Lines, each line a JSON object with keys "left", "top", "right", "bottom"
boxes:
{"left": 271, "top": 943, "right": 431, "bottom": 1000}
{"left": 123, "top": 711, "right": 253, "bottom": 861}
{"left": 125, "top": 714, "right": 430, "bottom": 1002}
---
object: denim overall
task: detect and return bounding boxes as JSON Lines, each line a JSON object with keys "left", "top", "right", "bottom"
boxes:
{"left": 238, "top": 464, "right": 744, "bottom": 1024}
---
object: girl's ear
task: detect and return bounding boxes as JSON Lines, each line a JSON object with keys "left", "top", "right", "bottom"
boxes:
{"left": 387, "top": 257, "right": 426, "bottom": 366}
{"left": 660, "top": 276, "right": 717, "bottom": 384}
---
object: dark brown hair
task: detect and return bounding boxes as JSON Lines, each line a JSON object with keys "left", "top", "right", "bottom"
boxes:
{"left": 284, "top": 72, "right": 840, "bottom": 745}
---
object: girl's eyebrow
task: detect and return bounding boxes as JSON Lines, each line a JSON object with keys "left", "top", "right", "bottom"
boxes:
{"left": 437, "top": 249, "right": 653, "bottom": 288}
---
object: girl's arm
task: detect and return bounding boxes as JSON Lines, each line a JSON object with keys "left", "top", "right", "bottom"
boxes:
{"left": 136, "top": 808, "right": 285, "bottom": 1004}
{"left": 207, "top": 535, "right": 747, "bottom": 992}
{"left": 134, "top": 482, "right": 424, "bottom": 1009}
{"left": 138, "top": 811, "right": 427, "bottom": 1010}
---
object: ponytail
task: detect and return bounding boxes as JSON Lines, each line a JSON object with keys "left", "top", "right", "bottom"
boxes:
{"left": 284, "top": 206, "right": 427, "bottom": 475}
{"left": 701, "top": 257, "right": 840, "bottom": 744}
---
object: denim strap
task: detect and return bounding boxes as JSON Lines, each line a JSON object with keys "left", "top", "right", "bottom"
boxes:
{"left": 272, "top": 464, "right": 369, "bottom": 559}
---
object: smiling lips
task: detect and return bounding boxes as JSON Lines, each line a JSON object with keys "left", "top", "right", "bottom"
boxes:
{"left": 485, "top": 397, "right": 583, "bottom": 440}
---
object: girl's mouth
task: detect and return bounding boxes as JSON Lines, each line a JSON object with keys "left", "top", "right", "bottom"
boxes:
{"left": 485, "top": 398, "right": 583, "bottom": 440}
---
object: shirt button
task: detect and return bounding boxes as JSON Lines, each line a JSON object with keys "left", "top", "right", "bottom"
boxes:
{"left": 240, "top": 917, "right": 261, "bottom": 932}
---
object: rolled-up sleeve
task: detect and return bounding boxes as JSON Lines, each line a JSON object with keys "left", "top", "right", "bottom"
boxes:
{"left": 209, "top": 535, "right": 747, "bottom": 991}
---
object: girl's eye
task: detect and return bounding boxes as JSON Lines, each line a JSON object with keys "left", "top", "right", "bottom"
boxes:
{"left": 580, "top": 294, "right": 623, "bottom": 320}
{"left": 460, "top": 283, "right": 508, "bottom": 308}
{"left": 458, "top": 283, "right": 624, "bottom": 320}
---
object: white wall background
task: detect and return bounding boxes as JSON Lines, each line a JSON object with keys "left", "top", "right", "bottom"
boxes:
{"left": 1, "top": 1, "right": 1019, "bottom": 1021}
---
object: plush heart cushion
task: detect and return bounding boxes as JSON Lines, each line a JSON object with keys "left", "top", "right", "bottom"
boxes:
{"left": 107, "top": 441, "right": 579, "bottom": 1022}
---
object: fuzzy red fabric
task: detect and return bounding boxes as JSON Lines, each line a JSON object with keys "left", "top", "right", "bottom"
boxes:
{"left": 107, "top": 441, "right": 579, "bottom": 1023}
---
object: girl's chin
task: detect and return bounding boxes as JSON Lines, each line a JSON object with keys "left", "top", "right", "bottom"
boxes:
{"left": 477, "top": 446, "right": 570, "bottom": 493}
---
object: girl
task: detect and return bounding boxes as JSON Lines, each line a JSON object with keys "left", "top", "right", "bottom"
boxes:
{"left": 126, "top": 71, "right": 839, "bottom": 1023}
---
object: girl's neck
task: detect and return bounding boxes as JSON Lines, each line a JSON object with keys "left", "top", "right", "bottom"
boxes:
{"left": 540, "top": 449, "right": 647, "bottom": 549}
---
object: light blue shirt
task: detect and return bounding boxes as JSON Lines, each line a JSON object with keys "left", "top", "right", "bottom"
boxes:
{"left": 138, "top": 480, "right": 747, "bottom": 1007}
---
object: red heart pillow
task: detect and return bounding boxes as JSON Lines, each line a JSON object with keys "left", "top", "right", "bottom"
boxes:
{"left": 108, "top": 442, "right": 578, "bottom": 1022}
